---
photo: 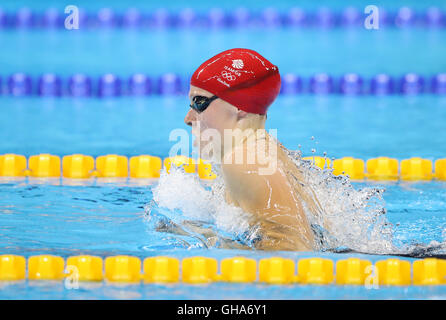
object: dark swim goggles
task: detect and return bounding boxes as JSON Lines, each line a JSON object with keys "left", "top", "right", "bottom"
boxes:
{"left": 189, "top": 95, "right": 218, "bottom": 113}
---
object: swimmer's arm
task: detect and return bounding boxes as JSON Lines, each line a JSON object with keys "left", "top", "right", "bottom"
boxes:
{"left": 221, "top": 161, "right": 313, "bottom": 250}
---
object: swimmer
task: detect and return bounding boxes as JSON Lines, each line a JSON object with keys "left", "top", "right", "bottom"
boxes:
{"left": 184, "top": 48, "right": 325, "bottom": 251}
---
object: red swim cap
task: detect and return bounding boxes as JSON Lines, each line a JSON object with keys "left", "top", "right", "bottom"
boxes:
{"left": 190, "top": 48, "right": 281, "bottom": 115}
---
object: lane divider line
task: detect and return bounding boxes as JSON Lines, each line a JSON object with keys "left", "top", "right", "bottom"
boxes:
{"left": 1, "top": 255, "right": 445, "bottom": 286}
{"left": 3, "top": 7, "right": 445, "bottom": 30}
{"left": 1, "top": 154, "right": 445, "bottom": 181}
{"left": 2, "top": 72, "right": 446, "bottom": 97}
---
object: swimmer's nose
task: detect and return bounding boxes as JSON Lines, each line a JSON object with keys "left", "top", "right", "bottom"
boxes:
{"left": 184, "top": 109, "right": 195, "bottom": 126}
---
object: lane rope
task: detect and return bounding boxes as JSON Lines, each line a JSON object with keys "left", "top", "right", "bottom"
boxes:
{"left": 1, "top": 154, "right": 445, "bottom": 181}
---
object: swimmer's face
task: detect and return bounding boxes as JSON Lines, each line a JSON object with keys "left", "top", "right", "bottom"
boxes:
{"left": 185, "top": 85, "right": 242, "bottom": 159}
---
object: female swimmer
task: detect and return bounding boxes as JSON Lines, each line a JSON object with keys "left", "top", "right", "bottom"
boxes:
{"left": 184, "top": 48, "right": 324, "bottom": 251}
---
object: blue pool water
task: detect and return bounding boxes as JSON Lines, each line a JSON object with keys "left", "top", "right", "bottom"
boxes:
{"left": 1, "top": 0, "right": 446, "bottom": 299}
{"left": 1, "top": 29, "right": 446, "bottom": 76}
{"left": 1, "top": 95, "right": 445, "bottom": 299}
{"left": 1, "top": 96, "right": 445, "bottom": 159}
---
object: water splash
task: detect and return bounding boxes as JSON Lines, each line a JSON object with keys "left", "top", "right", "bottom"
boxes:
{"left": 290, "top": 149, "right": 395, "bottom": 254}
{"left": 145, "top": 148, "right": 444, "bottom": 256}
{"left": 145, "top": 165, "right": 260, "bottom": 249}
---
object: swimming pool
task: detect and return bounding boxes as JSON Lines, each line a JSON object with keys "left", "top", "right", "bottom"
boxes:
{"left": 1, "top": 0, "right": 446, "bottom": 300}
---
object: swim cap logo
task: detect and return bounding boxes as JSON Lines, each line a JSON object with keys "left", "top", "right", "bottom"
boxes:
{"left": 232, "top": 59, "right": 244, "bottom": 69}
{"left": 221, "top": 71, "right": 236, "bottom": 81}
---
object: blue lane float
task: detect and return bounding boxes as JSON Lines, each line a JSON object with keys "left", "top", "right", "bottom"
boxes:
{"left": 98, "top": 74, "right": 122, "bottom": 97}
{"left": 395, "top": 7, "right": 417, "bottom": 28}
{"left": 68, "top": 74, "right": 92, "bottom": 97}
{"left": 8, "top": 73, "right": 32, "bottom": 96}
{"left": 400, "top": 73, "right": 424, "bottom": 95}
{"left": 286, "top": 7, "right": 306, "bottom": 27}
{"left": 122, "top": 8, "right": 144, "bottom": 28}
{"left": 0, "top": 9, "right": 7, "bottom": 28}
{"left": 96, "top": 8, "right": 118, "bottom": 28}
{"left": 314, "top": 8, "right": 336, "bottom": 28}
{"left": 150, "top": 8, "right": 171, "bottom": 28}
{"left": 431, "top": 74, "right": 446, "bottom": 94}
{"left": 38, "top": 74, "right": 62, "bottom": 96}
{"left": 340, "top": 7, "right": 361, "bottom": 27}
{"left": 176, "top": 8, "right": 198, "bottom": 28}
{"left": 181, "top": 75, "right": 192, "bottom": 95}
{"left": 231, "top": 7, "right": 251, "bottom": 28}
{"left": 370, "top": 74, "right": 394, "bottom": 95}
{"left": 425, "top": 7, "right": 444, "bottom": 27}
{"left": 157, "top": 73, "right": 182, "bottom": 95}
{"left": 128, "top": 74, "right": 152, "bottom": 95}
{"left": 207, "top": 8, "right": 227, "bottom": 28}
{"left": 77, "top": 9, "right": 90, "bottom": 29}
{"left": 280, "top": 74, "right": 303, "bottom": 95}
{"left": 340, "top": 73, "right": 363, "bottom": 95}
{"left": 310, "top": 73, "right": 334, "bottom": 94}
{"left": 41, "top": 8, "right": 63, "bottom": 28}
{"left": 14, "top": 7, "right": 34, "bottom": 28}
{"left": 261, "top": 8, "right": 282, "bottom": 28}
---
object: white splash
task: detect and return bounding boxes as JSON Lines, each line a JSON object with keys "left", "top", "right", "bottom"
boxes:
{"left": 151, "top": 165, "right": 257, "bottom": 240}
{"left": 149, "top": 152, "right": 397, "bottom": 254}
{"left": 293, "top": 151, "right": 396, "bottom": 254}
